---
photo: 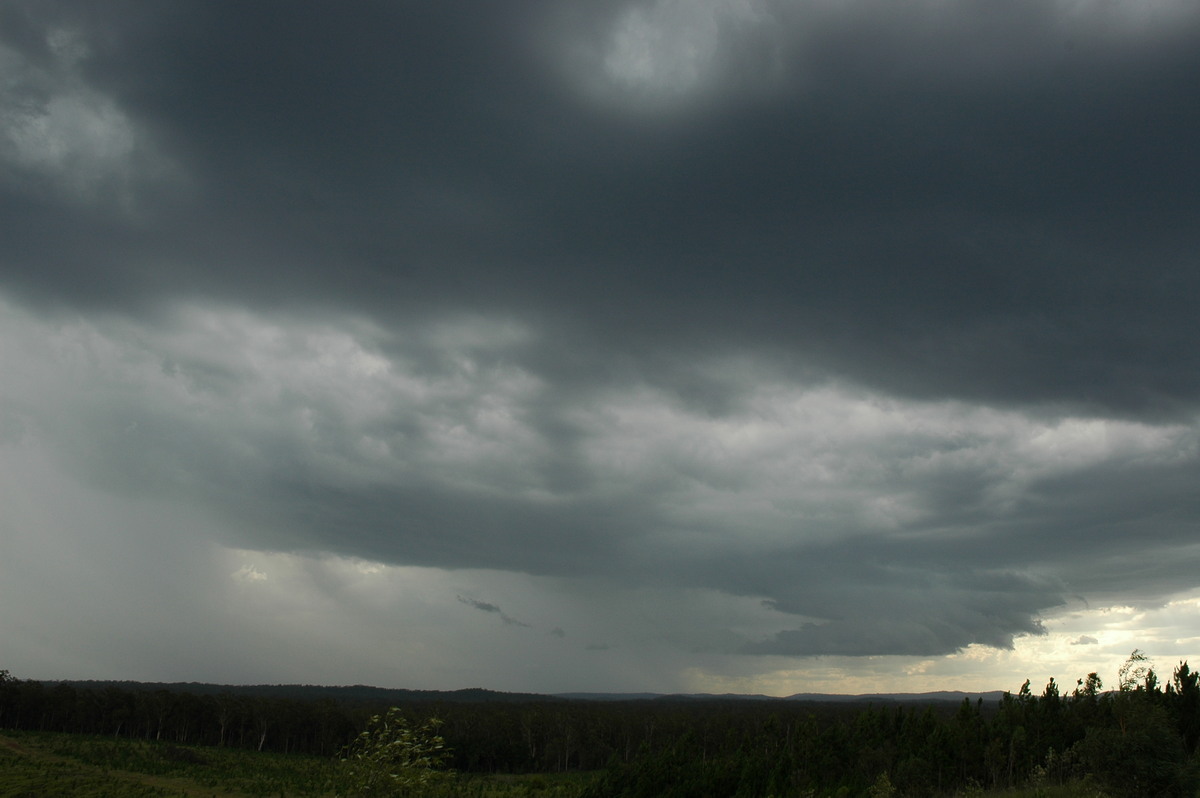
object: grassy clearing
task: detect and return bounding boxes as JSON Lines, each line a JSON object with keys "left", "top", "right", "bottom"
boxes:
{"left": 1, "top": 729, "right": 1121, "bottom": 797}
{"left": 0, "top": 730, "right": 593, "bottom": 797}
{"left": 0, "top": 729, "right": 339, "bottom": 797}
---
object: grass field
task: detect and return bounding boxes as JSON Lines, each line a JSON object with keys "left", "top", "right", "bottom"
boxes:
{"left": 0, "top": 728, "right": 339, "bottom": 797}
{"left": 0, "top": 729, "right": 593, "bottom": 797}
{"left": 0, "top": 729, "right": 1120, "bottom": 797}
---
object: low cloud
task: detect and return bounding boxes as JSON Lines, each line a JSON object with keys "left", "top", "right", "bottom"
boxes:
{"left": 2, "top": 1, "right": 1199, "bottom": 694}
{"left": 457, "top": 596, "right": 531, "bottom": 628}
{"left": 231, "top": 565, "right": 267, "bottom": 583}
{"left": 3, "top": 297, "right": 1199, "bottom": 663}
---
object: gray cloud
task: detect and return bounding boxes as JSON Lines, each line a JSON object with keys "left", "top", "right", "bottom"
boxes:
{"left": 3, "top": 264, "right": 1200, "bottom": 665}
{"left": 459, "top": 597, "right": 503, "bottom": 615}
{"left": 2, "top": 1, "right": 1200, "bottom": 690}
{"left": 4, "top": 1, "right": 1198, "bottom": 418}
{"left": 458, "top": 596, "right": 531, "bottom": 628}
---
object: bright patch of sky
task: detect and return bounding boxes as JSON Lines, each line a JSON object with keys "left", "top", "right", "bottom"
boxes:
{"left": 0, "top": 26, "right": 176, "bottom": 209}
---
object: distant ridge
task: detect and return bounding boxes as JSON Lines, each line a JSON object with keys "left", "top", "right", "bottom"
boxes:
{"left": 55, "top": 680, "right": 561, "bottom": 704}
{"left": 555, "top": 690, "right": 1007, "bottom": 704}
{"left": 555, "top": 693, "right": 669, "bottom": 702}
{"left": 784, "top": 690, "right": 1007, "bottom": 704}
{"left": 53, "top": 680, "right": 1006, "bottom": 706}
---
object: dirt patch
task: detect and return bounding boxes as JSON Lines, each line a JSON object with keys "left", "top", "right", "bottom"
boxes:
{"left": 0, "top": 735, "right": 31, "bottom": 755}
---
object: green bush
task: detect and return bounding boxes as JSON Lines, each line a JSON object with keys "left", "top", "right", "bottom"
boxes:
{"left": 338, "top": 707, "right": 453, "bottom": 796}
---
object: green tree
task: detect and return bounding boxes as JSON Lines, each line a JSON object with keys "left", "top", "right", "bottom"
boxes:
{"left": 867, "top": 770, "right": 896, "bottom": 797}
{"left": 0, "top": 669, "right": 13, "bottom": 728}
{"left": 1172, "top": 661, "right": 1200, "bottom": 754}
{"left": 1118, "top": 648, "right": 1154, "bottom": 692}
{"left": 338, "top": 707, "right": 451, "bottom": 797}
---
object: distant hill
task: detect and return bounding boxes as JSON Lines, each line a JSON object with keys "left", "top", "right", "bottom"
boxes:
{"left": 556, "top": 690, "right": 1007, "bottom": 704}
{"left": 784, "top": 690, "right": 1008, "bottom": 704}
{"left": 54, "top": 680, "right": 1006, "bottom": 706}
{"left": 554, "top": 692, "right": 670, "bottom": 701}
{"left": 55, "top": 680, "right": 561, "bottom": 704}
{"left": 552, "top": 692, "right": 776, "bottom": 702}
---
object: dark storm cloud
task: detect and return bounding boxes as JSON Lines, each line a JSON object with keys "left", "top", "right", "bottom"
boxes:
{"left": 4, "top": 0, "right": 1199, "bottom": 416}
{"left": 3, "top": 0, "right": 1200, "bottom": 668}
{"left": 458, "top": 597, "right": 504, "bottom": 615}
{"left": 457, "top": 596, "right": 531, "bottom": 628}
{"left": 740, "top": 558, "right": 1060, "bottom": 656}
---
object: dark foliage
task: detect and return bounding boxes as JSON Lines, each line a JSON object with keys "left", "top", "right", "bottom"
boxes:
{"left": 4, "top": 656, "right": 1200, "bottom": 796}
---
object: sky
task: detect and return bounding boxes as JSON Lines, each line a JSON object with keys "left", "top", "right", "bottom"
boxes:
{"left": 1, "top": 0, "right": 1199, "bottom": 697}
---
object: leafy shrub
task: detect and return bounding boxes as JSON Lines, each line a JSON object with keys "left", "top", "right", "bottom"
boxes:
{"left": 338, "top": 707, "right": 452, "bottom": 796}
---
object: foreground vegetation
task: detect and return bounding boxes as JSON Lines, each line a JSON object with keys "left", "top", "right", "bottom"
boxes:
{"left": 0, "top": 728, "right": 337, "bottom": 796}
{"left": 0, "top": 729, "right": 591, "bottom": 797}
{"left": 4, "top": 651, "right": 1200, "bottom": 796}
{"left": 0, "top": 726, "right": 1153, "bottom": 798}
{"left": 0, "top": 727, "right": 1123, "bottom": 798}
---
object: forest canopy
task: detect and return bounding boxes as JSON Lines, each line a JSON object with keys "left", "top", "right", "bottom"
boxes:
{"left": 4, "top": 652, "right": 1200, "bottom": 796}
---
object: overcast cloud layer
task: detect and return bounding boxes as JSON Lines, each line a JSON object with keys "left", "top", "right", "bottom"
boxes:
{"left": 2, "top": 0, "right": 1199, "bottom": 694}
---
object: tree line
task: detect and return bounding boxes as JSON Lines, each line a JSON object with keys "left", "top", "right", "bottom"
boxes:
{"left": 4, "top": 651, "right": 1200, "bottom": 796}
{"left": 582, "top": 652, "right": 1200, "bottom": 797}
{"left": 0, "top": 669, "right": 359, "bottom": 755}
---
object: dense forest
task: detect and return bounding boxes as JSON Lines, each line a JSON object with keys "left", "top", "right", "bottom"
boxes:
{"left": 3, "top": 651, "right": 1200, "bottom": 796}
